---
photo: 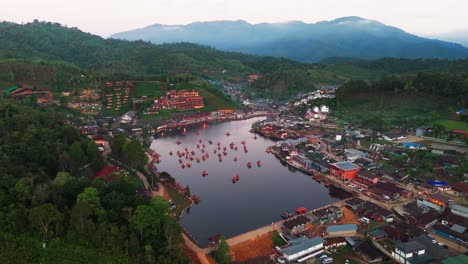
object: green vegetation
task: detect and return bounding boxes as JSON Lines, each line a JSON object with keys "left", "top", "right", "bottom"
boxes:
{"left": 0, "top": 99, "right": 188, "bottom": 263}
{"left": 327, "top": 246, "right": 359, "bottom": 264}
{"left": 335, "top": 73, "right": 467, "bottom": 130}
{"left": 214, "top": 236, "right": 231, "bottom": 264}
{"left": 271, "top": 231, "right": 287, "bottom": 247}
{"left": 433, "top": 119, "right": 467, "bottom": 131}
{"left": 135, "top": 81, "right": 166, "bottom": 97}
{"left": 166, "top": 186, "right": 192, "bottom": 219}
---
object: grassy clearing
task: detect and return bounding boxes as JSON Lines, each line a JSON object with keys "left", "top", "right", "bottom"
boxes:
{"left": 135, "top": 81, "right": 166, "bottom": 97}
{"left": 336, "top": 92, "right": 454, "bottom": 125}
{"left": 166, "top": 186, "right": 192, "bottom": 218}
{"left": 433, "top": 119, "right": 467, "bottom": 131}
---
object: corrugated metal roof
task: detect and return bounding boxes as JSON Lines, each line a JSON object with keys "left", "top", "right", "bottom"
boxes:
{"left": 326, "top": 224, "right": 358, "bottom": 233}
{"left": 281, "top": 236, "right": 324, "bottom": 256}
{"left": 332, "top": 162, "right": 358, "bottom": 171}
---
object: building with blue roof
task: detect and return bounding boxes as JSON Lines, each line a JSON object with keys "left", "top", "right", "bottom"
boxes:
{"left": 402, "top": 142, "right": 422, "bottom": 149}
{"left": 277, "top": 236, "right": 324, "bottom": 262}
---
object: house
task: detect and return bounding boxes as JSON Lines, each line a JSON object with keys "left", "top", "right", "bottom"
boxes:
{"left": 383, "top": 129, "right": 408, "bottom": 141}
{"left": 311, "top": 205, "right": 343, "bottom": 224}
{"left": 417, "top": 193, "right": 453, "bottom": 212}
{"left": 329, "top": 162, "right": 360, "bottom": 181}
{"left": 283, "top": 216, "right": 313, "bottom": 235}
{"left": 449, "top": 182, "right": 468, "bottom": 199}
{"left": 277, "top": 236, "right": 324, "bottom": 262}
{"left": 413, "top": 212, "right": 439, "bottom": 230}
{"left": 345, "top": 197, "right": 366, "bottom": 211}
{"left": 433, "top": 223, "right": 468, "bottom": 246}
{"left": 354, "top": 170, "right": 379, "bottom": 186}
{"left": 392, "top": 240, "right": 427, "bottom": 264}
{"left": 416, "top": 126, "right": 430, "bottom": 137}
{"left": 326, "top": 224, "right": 358, "bottom": 237}
{"left": 95, "top": 166, "right": 120, "bottom": 180}
{"left": 368, "top": 229, "right": 386, "bottom": 240}
{"left": 402, "top": 142, "right": 423, "bottom": 149}
{"left": 450, "top": 204, "right": 468, "bottom": 218}
{"left": 369, "top": 182, "right": 404, "bottom": 200}
{"left": 324, "top": 237, "right": 347, "bottom": 249}
{"left": 354, "top": 242, "right": 383, "bottom": 263}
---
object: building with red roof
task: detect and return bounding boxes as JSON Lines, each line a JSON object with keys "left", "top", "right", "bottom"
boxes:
{"left": 95, "top": 166, "right": 120, "bottom": 179}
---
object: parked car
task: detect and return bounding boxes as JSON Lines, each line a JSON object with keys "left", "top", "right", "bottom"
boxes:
{"left": 276, "top": 256, "right": 286, "bottom": 264}
{"left": 321, "top": 257, "right": 333, "bottom": 264}
{"left": 345, "top": 260, "right": 350, "bottom": 264}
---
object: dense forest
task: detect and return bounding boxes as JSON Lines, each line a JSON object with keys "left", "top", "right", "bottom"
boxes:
{"left": 0, "top": 99, "right": 187, "bottom": 263}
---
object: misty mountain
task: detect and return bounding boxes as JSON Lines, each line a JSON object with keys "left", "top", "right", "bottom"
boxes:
{"left": 429, "top": 29, "right": 468, "bottom": 48}
{"left": 111, "top": 17, "right": 468, "bottom": 62}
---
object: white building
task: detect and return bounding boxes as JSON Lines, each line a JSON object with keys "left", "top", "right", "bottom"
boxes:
{"left": 277, "top": 236, "right": 324, "bottom": 262}
{"left": 392, "top": 241, "right": 426, "bottom": 264}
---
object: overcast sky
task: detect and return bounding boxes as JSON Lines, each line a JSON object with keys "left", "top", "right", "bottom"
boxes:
{"left": 2, "top": 0, "right": 467, "bottom": 37}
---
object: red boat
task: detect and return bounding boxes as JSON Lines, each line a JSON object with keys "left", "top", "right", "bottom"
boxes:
{"left": 196, "top": 144, "right": 200, "bottom": 149}
{"left": 214, "top": 149, "right": 217, "bottom": 154}
{"left": 205, "top": 153, "right": 209, "bottom": 158}
{"left": 181, "top": 164, "right": 185, "bottom": 169}
{"left": 234, "top": 157, "right": 237, "bottom": 162}
{"left": 201, "top": 149, "right": 205, "bottom": 153}
{"left": 223, "top": 147, "right": 227, "bottom": 151}
{"left": 247, "top": 162, "right": 252, "bottom": 168}
{"left": 169, "top": 151, "right": 173, "bottom": 155}
{"left": 202, "top": 155, "right": 206, "bottom": 161}
{"left": 191, "top": 195, "right": 201, "bottom": 204}
{"left": 254, "top": 135, "right": 257, "bottom": 140}
{"left": 241, "top": 140, "right": 246, "bottom": 145}
{"left": 218, "top": 153, "right": 222, "bottom": 158}
{"left": 199, "top": 139, "right": 203, "bottom": 143}
{"left": 176, "top": 140, "right": 182, "bottom": 145}
{"left": 231, "top": 174, "right": 240, "bottom": 183}
{"left": 186, "top": 163, "right": 191, "bottom": 168}
{"left": 296, "top": 207, "right": 307, "bottom": 214}
{"left": 191, "top": 151, "right": 195, "bottom": 155}
{"left": 178, "top": 159, "right": 183, "bottom": 164}
{"left": 208, "top": 140, "right": 213, "bottom": 144}
{"left": 196, "top": 158, "right": 200, "bottom": 163}
{"left": 234, "top": 146, "right": 238, "bottom": 151}
{"left": 201, "top": 171, "right": 208, "bottom": 176}
{"left": 257, "top": 160, "right": 262, "bottom": 167}
{"left": 219, "top": 157, "right": 223, "bottom": 162}
{"left": 223, "top": 151, "right": 227, "bottom": 156}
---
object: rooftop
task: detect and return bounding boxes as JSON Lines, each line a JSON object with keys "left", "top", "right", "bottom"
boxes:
{"left": 331, "top": 162, "right": 359, "bottom": 171}
{"left": 368, "top": 229, "right": 386, "bottom": 238}
{"left": 396, "top": 240, "right": 425, "bottom": 254}
{"left": 281, "top": 236, "right": 324, "bottom": 256}
{"left": 326, "top": 224, "right": 358, "bottom": 233}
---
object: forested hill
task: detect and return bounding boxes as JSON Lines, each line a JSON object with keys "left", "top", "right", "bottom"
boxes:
{"left": 0, "top": 20, "right": 308, "bottom": 77}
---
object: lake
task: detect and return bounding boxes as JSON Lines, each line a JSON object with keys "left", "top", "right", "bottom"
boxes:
{"left": 150, "top": 117, "right": 338, "bottom": 247}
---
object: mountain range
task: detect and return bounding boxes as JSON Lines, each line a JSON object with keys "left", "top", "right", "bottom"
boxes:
{"left": 111, "top": 17, "right": 468, "bottom": 62}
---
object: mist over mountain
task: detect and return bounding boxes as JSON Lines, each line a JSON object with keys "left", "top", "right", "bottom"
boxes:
{"left": 111, "top": 17, "right": 468, "bottom": 62}
{"left": 429, "top": 29, "right": 468, "bottom": 48}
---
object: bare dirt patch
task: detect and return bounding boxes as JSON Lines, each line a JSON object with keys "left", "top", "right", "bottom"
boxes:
{"left": 230, "top": 232, "right": 274, "bottom": 262}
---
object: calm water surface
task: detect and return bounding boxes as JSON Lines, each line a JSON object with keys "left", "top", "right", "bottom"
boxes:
{"left": 150, "top": 117, "right": 338, "bottom": 247}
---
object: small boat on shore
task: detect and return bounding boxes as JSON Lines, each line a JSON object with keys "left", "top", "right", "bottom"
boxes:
{"left": 281, "top": 211, "right": 293, "bottom": 219}
{"left": 296, "top": 207, "right": 307, "bottom": 214}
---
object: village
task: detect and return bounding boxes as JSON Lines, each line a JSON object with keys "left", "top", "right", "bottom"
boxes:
{"left": 3, "top": 80, "right": 468, "bottom": 264}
